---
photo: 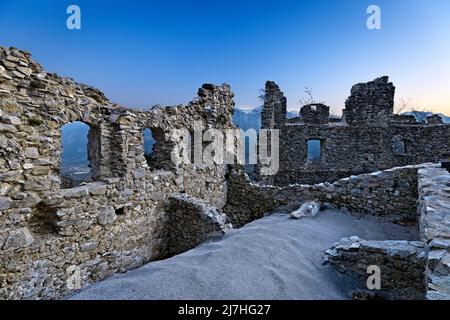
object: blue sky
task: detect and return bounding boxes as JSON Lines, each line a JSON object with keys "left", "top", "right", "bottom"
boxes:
{"left": 1, "top": 0, "right": 449, "bottom": 115}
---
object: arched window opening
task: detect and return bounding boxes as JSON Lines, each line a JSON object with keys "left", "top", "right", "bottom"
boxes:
{"left": 61, "top": 121, "right": 100, "bottom": 188}
{"left": 393, "top": 139, "right": 407, "bottom": 155}
{"left": 144, "top": 128, "right": 156, "bottom": 157}
{"left": 144, "top": 127, "right": 170, "bottom": 170}
{"left": 307, "top": 139, "right": 322, "bottom": 163}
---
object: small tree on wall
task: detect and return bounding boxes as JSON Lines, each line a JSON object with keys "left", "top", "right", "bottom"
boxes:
{"left": 395, "top": 97, "right": 435, "bottom": 123}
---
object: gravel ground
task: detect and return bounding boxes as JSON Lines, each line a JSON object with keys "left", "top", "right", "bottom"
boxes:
{"left": 70, "top": 210, "right": 417, "bottom": 300}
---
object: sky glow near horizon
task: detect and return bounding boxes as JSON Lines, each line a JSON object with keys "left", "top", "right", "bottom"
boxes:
{"left": 1, "top": 0, "right": 449, "bottom": 115}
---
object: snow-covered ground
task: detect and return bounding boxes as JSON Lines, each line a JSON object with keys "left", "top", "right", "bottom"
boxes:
{"left": 70, "top": 210, "right": 417, "bottom": 300}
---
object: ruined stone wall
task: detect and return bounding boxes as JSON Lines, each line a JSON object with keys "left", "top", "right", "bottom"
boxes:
{"left": 260, "top": 77, "right": 450, "bottom": 186}
{"left": 300, "top": 103, "right": 330, "bottom": 125}
{"left": 260, "top": 81, "right": 286, "bottom": 130}
{"left": 225, "top": 164, "right": 423, "bottom": 227}
{"left": 322, "top": 164, "right": 450, "bottom": 300}
{"left": 417, "top": 166, "right": 450, "bottom": 300}
{"left": 167, "top": 193, "right": 231, "bottom": 256}
{"left": 324, "top": 237, "right": 427, "bottom": 300}
{"left": 0, "top": 47, "right": 235, "bottom": 299}
{"left": 343, "top": 76, "right": 395, "bottom": 125}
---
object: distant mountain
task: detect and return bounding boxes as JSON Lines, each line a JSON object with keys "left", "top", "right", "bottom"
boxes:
{"left": 434, "top": 113, "right": 450, "bottom": 123}
{"left": 60, "top": 109, "right": 449, "bottom": 180}
{"left": 232, "top": 106, "right": 262, "bottom": 132}
{"left": 402, "top": 111, "right": 450, "bottom": 124}
{"left": 232, "top": 106, "right": 298, "bottom": 131}
{"left": 61, "top": 121, "right": 90, "bottom": 169}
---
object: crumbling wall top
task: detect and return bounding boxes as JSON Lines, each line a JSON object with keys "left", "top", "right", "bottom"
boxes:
{"left": 300, "top": 103, "right": 330, "bottom": 125}
{"left": 343, "top": 76, "right": 395, "bottom": 125}
{"left": 261, "top": 81, "right": 287, "bottom": 129}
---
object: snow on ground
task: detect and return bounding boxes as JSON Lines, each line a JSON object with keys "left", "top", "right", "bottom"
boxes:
{"left": 70, "top": 210, "right": 418, "bottom": 300}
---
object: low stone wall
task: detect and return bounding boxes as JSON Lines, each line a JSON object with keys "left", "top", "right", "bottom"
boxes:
{"left": 314, "top": 165, "right": 420, "bottom": 224}
{"left": 417, "top": 166, "right": 450, "bottom": 299}
{"left": 167, "top": 194, "right": 232, "bottom": 256}
{"left": 225, "top": 164, "right": 426, "bottom": 227}
{"left": 324, "top": 236, "right": 427, "bottom": 300}
{"left": 224, "top": 171, "right": 279, "bottom": 227}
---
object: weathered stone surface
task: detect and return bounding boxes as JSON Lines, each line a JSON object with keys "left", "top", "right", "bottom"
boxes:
{"left": 2, "top": 115, "right": 21, "bottom": 125}
{"left": 0, "top": 196, "right": 13, "bottom": 211}
{"left": 16, "top": 66, "right": 32, "bottom": 77}
{"left": 0, "top": 123, "right": 17, "bottom": 133}
{"left": 61, "top": 186, "right": 89, "bottom": 199}
{"left": 259, "top": 78, "right": 450, "bottom": 186}
{"left": 24, "top": 147, "right": 39, "bottom": 159}
{"left": 167, "top": 193, "right": 232, "bottom": 256}
{"left": 290, "top": 201, "right": 320, "bottom": 219}
{"left": 418, "top": 166, "right": 450, "bottom": 299}
{"left": 225, "top": 164, "right": 424, "bottom": 227}
{"left": 300, "top": 103, "right": 330, "bottom": 124}
{"left": 2, "top": 45, "right": 450, "bottom": 301}
{"left": 0, "top": 46, "right": 235, "bottom": 300}
{"left": 2, "top": 228, "right": 34, "bottom": 250}
{"left": 96, "top": 207, "right": 117, "bottom": 226}
{"left": 324, "top": 236, "right": 427, "bottom": 300}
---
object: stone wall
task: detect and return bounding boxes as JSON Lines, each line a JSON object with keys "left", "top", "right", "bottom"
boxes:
{"left": 314, "top": 165, "right": 421, "bottom": 224}
{"left": 225, "top": 164, "right": 423, "bottom": 227}
{"left": 417, "top": 165, "right": 450, "bottom": 299}
{"left": 0, "top": 47, "right": 235, "bottom": 299}
{"left": 260, "top": 77, "right": 450, "bottom": 186}
{"left": 324, "top": 236, "right": 427, "bottom": 300}
{"left": 427, "top": 115, "right": 444, "bottom": 125}
{"left": 300, "top": 103, "right": 330, "bottom": 125}
{"left": 167, "top": 193, "right": 231, "bottom": 256}
{"left": 320, "top": 164, "right": 450, "bottom": 300}
{"left": 260, "top": 81, "right": 286, "bottom": 130}
{"left": 343, "top": 76, "right": 395, "bottom": 125}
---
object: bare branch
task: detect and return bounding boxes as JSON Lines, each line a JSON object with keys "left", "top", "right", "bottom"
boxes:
{"left": 395, "top": 97, "right": 436, "bottom": 123}
{"left": 394, "top": 97, "right": 412, "bottom": 114}
{"left": 298, "top": 87, "right": 324, "bottom": 107}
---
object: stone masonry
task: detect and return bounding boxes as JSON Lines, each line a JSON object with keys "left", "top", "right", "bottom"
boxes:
{"left": 418, "top": 166, "right": 450, "bottom": 299}
{"left": 167, "top": 193, "right": 232, "bottom": 256}
{"left": 2, "top": 46, "right": 450, "bottom": 300}
{"left": 260, "top": 77, "right": 450, "bottom": 185}
{"left": 0, "top": 47, "right": 235, "bottom": 299}
{"left": 324, "top": 237, "right": 427, "bottom": 300}
{"left": 225, "top": 164, "right": 424, "bottom": 227}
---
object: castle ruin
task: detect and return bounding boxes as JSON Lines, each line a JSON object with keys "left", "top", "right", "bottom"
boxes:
{"left": 260, "top": 78, "right": 450, "bottom": 185}
{"left": 1, "top": 47, "right": 450, "bottom": 300}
